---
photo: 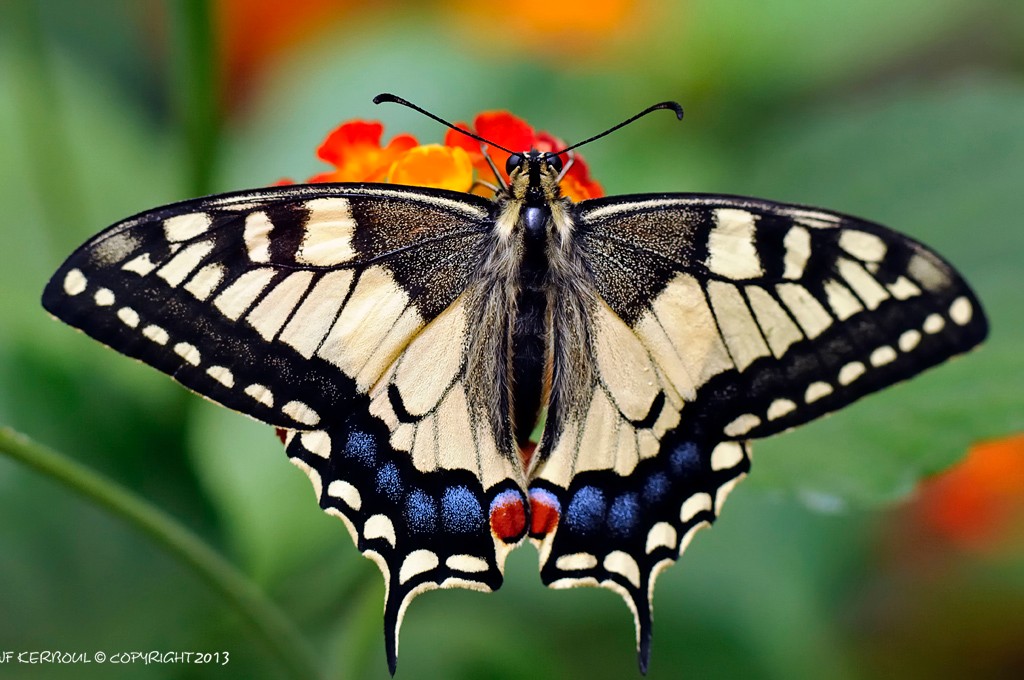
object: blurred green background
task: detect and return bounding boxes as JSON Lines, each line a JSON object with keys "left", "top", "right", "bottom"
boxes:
{"left": 2, "top": 1, "right": 1023, "bottom": 678}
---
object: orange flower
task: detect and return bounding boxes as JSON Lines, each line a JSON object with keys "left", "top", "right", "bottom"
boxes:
{"left": 446, "top": 0, "right": 644, "bottom": 59}
{"left": 444, "top": 111, "right": 604, "bottom": 201}
{"left": 308, "top": 121, "right": 418, "bottom": 184}
{"left": 386, "top": 144, "right": 474, "bottom": 193}
{"left": 912, "top": 434, "right": 1024, "bottom": 552}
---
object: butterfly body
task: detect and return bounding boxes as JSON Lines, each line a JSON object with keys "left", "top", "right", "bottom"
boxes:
{"left": 44, "top": 129, "right": 986, "bottom": 674}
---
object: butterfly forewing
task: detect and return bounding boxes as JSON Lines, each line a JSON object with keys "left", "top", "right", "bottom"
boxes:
{"left": 43, "top": 184, "right": 492, "bottom": 427}
{"left": 575, "top": 194, "right": 987, "bottom": 440}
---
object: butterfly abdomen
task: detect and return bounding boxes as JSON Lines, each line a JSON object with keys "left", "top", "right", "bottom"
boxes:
{"left": 511, "top": 209, "right": 552, "bottom": 451}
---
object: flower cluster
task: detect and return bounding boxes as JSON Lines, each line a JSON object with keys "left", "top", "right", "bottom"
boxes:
{"left": 911, "top": 434, "right": 1024, "bottom": 553}
{"left": 286, "top": 111, "right": 603, "bottom": 201}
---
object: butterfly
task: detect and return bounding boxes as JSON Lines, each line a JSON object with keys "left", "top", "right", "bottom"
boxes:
{"left": 42, "top": 94, "right": 987, "bottom": 674}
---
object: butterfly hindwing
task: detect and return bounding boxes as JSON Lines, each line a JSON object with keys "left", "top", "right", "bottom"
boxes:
{"left": 530, "top": 438, "right": 750, "bottom": 672}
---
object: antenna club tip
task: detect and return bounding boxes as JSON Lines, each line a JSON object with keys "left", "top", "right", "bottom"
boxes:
{"left": 373, "top": 93, "right": 398, "bottom": 105}
{"left": 662, "top": 101, "right": 685, "bottom": 120}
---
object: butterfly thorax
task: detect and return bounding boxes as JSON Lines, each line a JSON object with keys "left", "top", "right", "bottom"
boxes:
{"left": 465, "top": 154, "right": 596, "bottom": 473}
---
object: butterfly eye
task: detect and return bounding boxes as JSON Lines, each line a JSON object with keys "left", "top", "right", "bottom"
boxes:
{"left": 546, "top": 154, "right": 564, "bottom": 174}
{"left": 505, "top": 153, "right": 524, "bottom": 175}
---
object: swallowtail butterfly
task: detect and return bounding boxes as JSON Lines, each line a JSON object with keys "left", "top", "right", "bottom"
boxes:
{"left": 43, "top": 94, "right": 987, "bottom": 674}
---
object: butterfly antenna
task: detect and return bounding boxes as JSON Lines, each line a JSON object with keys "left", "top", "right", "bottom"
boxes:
{"left": 373, "top": 93, "right": 516, "bottom": 154}
{"left": 551, "top": 101, "right": 684, "bottom": 157}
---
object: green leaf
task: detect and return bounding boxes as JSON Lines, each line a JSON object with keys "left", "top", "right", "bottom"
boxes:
{"left": 733, "top": 78, "right": 1024, "bottom": 506}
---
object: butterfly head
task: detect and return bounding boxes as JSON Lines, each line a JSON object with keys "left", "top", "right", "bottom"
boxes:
{"left": 504, "top": 150, "right": 564, "bottom": 204}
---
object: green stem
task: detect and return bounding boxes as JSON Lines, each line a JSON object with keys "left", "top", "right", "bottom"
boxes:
{"left": 169, "top": 0, "right": 220, "bottom": 196}
{"left": 0, "top": 426, "right": 323, "bottom": 680}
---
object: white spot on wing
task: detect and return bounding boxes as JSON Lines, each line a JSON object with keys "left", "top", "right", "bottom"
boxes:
{"left": 206, "top": 365, "right": 234, "bottom": 388}
{"left": 887, "top": 276, "right": 921, "bottom": 300}
{"left": 646, "top": 522, "right": 677, "bottom": 554}
{"left": 723, "top": 414, "right": 760, "bottom": 438}
{"left": 823, "top": 279, "right": 863, "bottom": 320}
{"left": 650, "top": 273, "right": 733, "bottom": 387}
{"left": 949, "top": 297, "right": 972, "bottom": 326}
{"left": 837, "top": 259, "right": 889, "bottom": 310}
{"left": 838, "top": 361, "right": 865, "bottom": 385}
{"left": 122, "top": 253, "right": 157, "bottom": 276}
{"left": 317, "top": 266, "right": 409, "bottom": 383}
{"left": 898, "top": 329, "right": 921, "bottom": 352}
{"left": 157, "top": 241, "right": 214, "bottom": 287}
{"left": 299, "top": 430, "right": 331, "bottom": 458}
{"left": 707, "top": 281, "right": 770, "bottom": 371}
{"left": 117, "top": 307, "right": 140, "bottom": 328}
{"left": 745, "top": 286, "right": 803, "bottom": 358}
{"left": 247, "top": 271, "right": 315, "bottom": 341}
{"left": 767, "top": 398, "right": 797, "bottom": 420}
{"left": 399, "top": 549, "right": 440, "bottom": 584}
{"left": 711, "top": 441, "right": 746, "bottom": 469}
{"left": 184, "top": 263, "right": 226, "bottom": 300}
{"left": 603, "top": 550, "right": 641, "bottom": 588}
{"left": 679, "top": 492, "right": 713, "bottom": 523}
{"left": 63, "top": 269, "right": 87, "bottom": 295}
{"left": 393, "top": 303, "right": 465, "bottom": 415}
{"left": 923, "top": 313, "right": 945, "bottom": 334}
{"left": 782, "top": 225, "right": 811, "bottom": 279}
{"left": 907, "top": 253, "right": 951, "bottom": 292}
{"left": 296, "top": 198, "right": 356, "bottom": 266}
{"left": 364, "top": 514, "right": 397, "bottom": 546}
{"left": 870, "top": 345, "right": 897, "bottom": 367}
{"left": 327, "top": 480, "right": 362, "bottom": 510}
{"left": 279, "top": 270, "right": 355, "bottom": 359}
{"left": 283, "top": 400, "right": 319, "bottom": 426}
{"left": 555, "top": 553, "right": 598, "bottom": 571}
{"left": 213, "top": 268, "right": 277, "bottom": 320}
{"left": 244, "top": 383, "right": 274, "bottom": 407}
{"left": 174, "top": 342, "right": 200, "bottom": 365}
{"left": 839, "top": 230, "right": 887, "bottom": 262}
{"left": 446, "top": 554, "right": 489, "bottom": 573}
{"left": 142, "top": 324, "right": 169, "bottom": 345}
{"left": 94, "top": 288, "right": 115, "bottom": 306}
{"left": 164, "top": 212, "right": 212, "bottom": 242}
{"left": 805, "top": 381, "right": 833, "bottom": 403}
{"left": 243, "top": 211, "right": 274, "bottom": 263}
{"left": 777, "top": 283, "right": 831, "bottom": 339}
{"left": 592, "top": 302, "right": 660, "bottom": 421}
{"left": 706, "top": 208, "right": 762, "bottom": 279}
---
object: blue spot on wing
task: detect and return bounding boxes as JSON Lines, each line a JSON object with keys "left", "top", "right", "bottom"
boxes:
{"left": 441, "top": 486, "right": 484, "bottom": 533}
{"left": 376, "top": 462, "right": 402, "bottom": 502}
{"left": 643, "top": 472, "right": 670, "bottom": 504}
{"left": 670, "top": 441, "right": 701, "bottom": 476}
{"left": 405, "top": 489, "right": 437, "bottom": 534}
{"left": 346, "top": 430, "right": 377, "bottom": 466}
{"left": 565, "top": 486, "right": 606, "bottom": 535}
{"left": 608, "top": 493, "right": 639, "bottom": 537}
